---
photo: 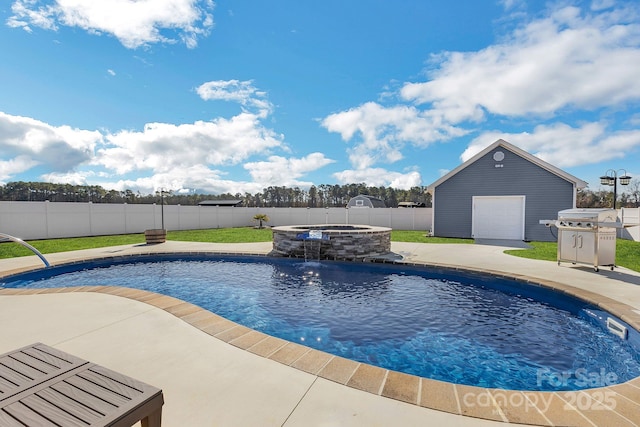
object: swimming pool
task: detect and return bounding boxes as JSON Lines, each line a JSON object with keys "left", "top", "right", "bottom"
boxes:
{"left": 3, "top": 254, "right": 639, "bottom": 392}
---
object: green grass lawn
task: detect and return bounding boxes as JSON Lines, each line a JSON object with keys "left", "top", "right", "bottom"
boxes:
{"left": 0, "top": 234, "right": 146, "bottom": 259}
{"left": 1, "top": 228, "right": 638, "bottom": 273}
{"left": 167, "top": 227, "right": 273, "bottom": 243}
{"left": 505, "top": 240, "right": 640, "bottom": 272}
{"left": 0, "top": 227, "right": 274, "bottom": 259}
{"left": 390, "top": 230, "right": 473, "bottom": 244}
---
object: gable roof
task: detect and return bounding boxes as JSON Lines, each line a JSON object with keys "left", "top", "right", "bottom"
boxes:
{"left": 427, "top": 139, "right": 587, "bottom": 192}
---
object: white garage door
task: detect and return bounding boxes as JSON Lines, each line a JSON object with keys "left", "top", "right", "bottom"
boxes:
{"left": 472, "top": 196, "right": 525, "bottom": 240}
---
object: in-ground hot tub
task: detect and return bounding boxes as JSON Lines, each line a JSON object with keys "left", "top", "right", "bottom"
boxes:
{"left": 271, "top": 224, "right": 392, "bottom": 260}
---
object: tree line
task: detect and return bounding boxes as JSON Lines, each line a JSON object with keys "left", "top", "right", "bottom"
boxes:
{"left": 576, "top": 182, "right": 640, "bottom": 208}
{"left": 0, "top": 181, "right": 431, "bottom": 208}
{"left": 1, "top": 180, "right": 639, "bottom": 208}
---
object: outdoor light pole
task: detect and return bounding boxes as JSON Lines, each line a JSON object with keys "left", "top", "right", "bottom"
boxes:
{"left": 157, "top": 188, "right": 169, "bottom": 229}
{"left": 600, "top": 169, "right": 632, "bottom": 209}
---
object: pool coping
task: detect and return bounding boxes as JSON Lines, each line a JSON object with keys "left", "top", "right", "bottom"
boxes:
{"left": 2, "top": 251, "right": 640, "bottom": 426}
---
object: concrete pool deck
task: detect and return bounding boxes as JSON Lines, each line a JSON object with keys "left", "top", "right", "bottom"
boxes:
{"left": 1, "top": 240, "right": 640, "bottom": 426}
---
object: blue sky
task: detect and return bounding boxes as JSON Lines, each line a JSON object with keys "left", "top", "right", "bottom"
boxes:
{"left": 1, "top": 0, "right": 639, "bottom": 196}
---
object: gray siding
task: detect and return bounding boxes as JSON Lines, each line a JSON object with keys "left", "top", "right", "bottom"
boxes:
{"left": 433, "top": 147, "right": 574, "bottom": 241}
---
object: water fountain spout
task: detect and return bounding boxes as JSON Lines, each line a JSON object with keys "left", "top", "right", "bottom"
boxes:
{"left": 301, "top": 230, "right": 326, "bottom": 262}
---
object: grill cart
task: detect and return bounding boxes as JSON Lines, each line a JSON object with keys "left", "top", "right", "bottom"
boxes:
{"left": 553, "top": 208, "right": 619, "bottom": 272}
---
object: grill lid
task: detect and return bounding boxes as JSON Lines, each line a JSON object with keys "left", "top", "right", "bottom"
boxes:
{"left": 558, "top": 208, "right": 617, "bottom": 223}
{"left": 539, "top": 208, "right": 621, "bottom": 229}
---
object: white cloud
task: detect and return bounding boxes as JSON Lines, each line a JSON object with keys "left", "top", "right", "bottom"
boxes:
{"left": 401, "top": 5, "right": 640, "bottom": 120}
{"left": 591, "top": 0, "right": 616, "bottom": 11}
{"left": 196, "top": 80, "right": 272, "bottom": 116}
{"left": 629, "top": 114, "right": 640, "bottom": 126}
{"left": 333, "top": 168, "right": 422, "bottom": 190}
{"left": 0, "top": 111, "right": 100, "bottom": 173}
{"left": 107, "top": 69, "right": 116, "bottom": 76}
{"left": 321, "top": 2, "right": 640, "bottom": 176}
{"left": 97, "top": 164, "right": 264, "bottom": 196}
{"left": 95, "top": 153, "right": 336, "bottom": 196}
{"left": 0, "top": 110, "right": 330, "bottom": 194}
{"left": 499, "top": 0, "right": 526, "bottom": 11}
{"left": 1, "top": 67, "right": 339, "bottom": 193}
{"left": 244, "top": 153, "right": 335, "bottom": 187}
{"left": 41, "top": 170, "right": 93, "bottom": 186}
{"left": 0, "top": 156, "right": 40, "bottom": 182}
{"left": 388, "top": 171, "right": 423, "bottom": 189}
{"left": 7, "top": 0, "right": 215, "bottom": 49}
{"left": 462, "top": 122, "right": 640, "bottom": 167}
{"left": 322, "top": 102, "right": 467, "bottom": 169}
{"left": 6, "top": 1, "right": 57, "bottom": 32}
{"left": 96, "top": 113, "right": 284, "bottom": 174}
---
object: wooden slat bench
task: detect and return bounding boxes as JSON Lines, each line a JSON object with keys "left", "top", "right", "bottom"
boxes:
{"left": 0, "top": 343, "right": 163, "bottom": 426}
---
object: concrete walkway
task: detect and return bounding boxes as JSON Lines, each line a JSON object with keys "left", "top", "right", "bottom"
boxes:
{"left": 1, "top": 241, "right": 639, "bottom": 426}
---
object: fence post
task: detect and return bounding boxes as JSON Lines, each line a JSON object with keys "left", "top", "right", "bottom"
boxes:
{"left": 88, "top": 201, "right": 94, "bottom": 235}
{"left": 414, "top": 208, "right": 418, "bottom": 230}
{"left": 45, "top": 200, "right": 50, "bottom": 239}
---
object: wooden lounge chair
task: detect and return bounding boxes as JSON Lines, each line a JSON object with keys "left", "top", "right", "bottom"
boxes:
{"left": 0, "top": 343, "right": 164, "bottom": 426}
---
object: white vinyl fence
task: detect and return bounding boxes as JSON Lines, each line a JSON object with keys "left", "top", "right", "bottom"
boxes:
{"left": 0, "top": 201, "right": 433, "bottom": 240}
{"left": 621, "top": 207, "right": 640, "bottom": 241}
{"left": 2, "top": 201, "right": 638, "bottom": 242}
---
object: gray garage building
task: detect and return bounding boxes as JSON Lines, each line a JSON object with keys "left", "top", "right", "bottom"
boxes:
{"left": 427, "top": 139, "right": 587, "bottom": 242}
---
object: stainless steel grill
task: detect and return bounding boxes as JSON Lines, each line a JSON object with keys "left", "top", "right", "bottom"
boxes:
{"left": 555, "top": 208, "right": 619, "bottom": 271}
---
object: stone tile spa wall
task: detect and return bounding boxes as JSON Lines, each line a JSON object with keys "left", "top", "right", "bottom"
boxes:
{"left": 271, "top": 224, "right": 392, "bottom": 260}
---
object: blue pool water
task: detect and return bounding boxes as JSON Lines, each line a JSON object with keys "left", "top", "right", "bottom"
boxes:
{"left": 3, "top": 254, "right": 640, "bottom": 391}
